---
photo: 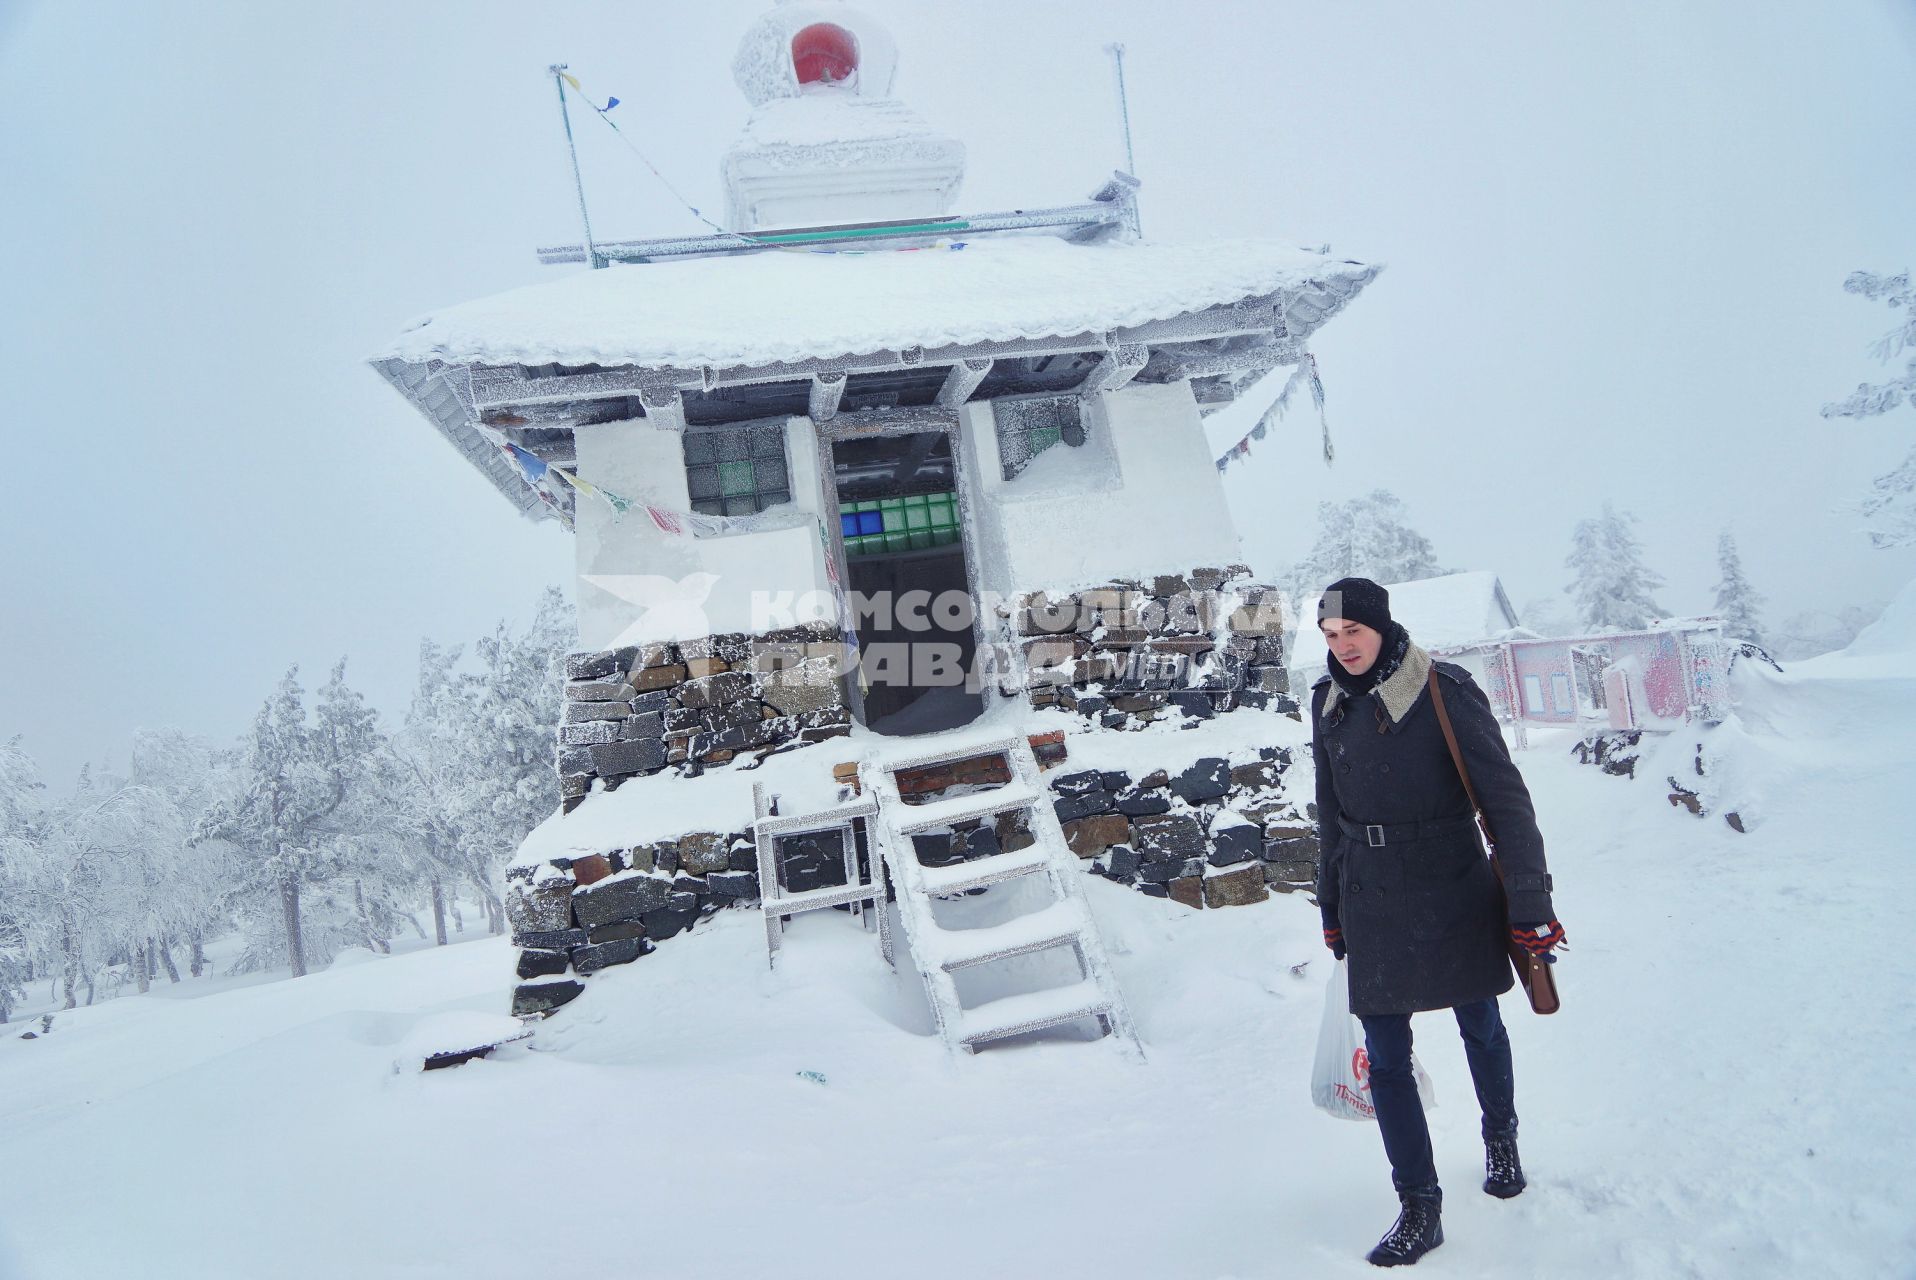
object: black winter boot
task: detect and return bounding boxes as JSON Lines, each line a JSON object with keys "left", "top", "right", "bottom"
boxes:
{"left": 1483, "top": 1133, "right": 1526, "bottom": 1199}
{"left": 1366, "top": 1187, "right": 1443, "bottom": 1267}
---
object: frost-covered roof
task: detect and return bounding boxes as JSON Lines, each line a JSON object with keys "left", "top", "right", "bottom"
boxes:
{"left": 1385, "top": 571, "right": 1523, "bottom": 649}
{"left": 376, "top": 235, "right": 1378, "bottom": 372}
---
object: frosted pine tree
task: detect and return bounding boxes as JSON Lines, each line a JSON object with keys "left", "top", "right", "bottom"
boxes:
{"left": 446, "top": 589, "right": 571, "bottom": 936}
{"left": 1712, "top": 532, "right": 1766, "bottom": 644}
{"left": 1565, "top": 504, "right": 1667, "bottom": 630}
{"left": 1284, "top": 490, "right": 1447, "bottom": 604}
{"left": 1822, "top": 269, "right": 1916, "bottom": 548}
{"left": 0, "top": 736, "right": 45, "bottom": 1022}
{"left": 196, "top": 661, "right": 387, "bottom": 977}
{"left": 124, "top": 729, "right": 233, "bottom": 979}
{"left": 390, "top": 638, "right": 480, "bottom": 947}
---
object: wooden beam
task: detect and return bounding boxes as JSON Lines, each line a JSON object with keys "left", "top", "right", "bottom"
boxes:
{"left": 936, "top": 358, "right": 993, "bottom": 407}
{"left": 808, "top": 371, "right": 846, "bottom": 423}
{"left": 639, "top": 383, "right": 685, "bottom": 432}
{"left": 1077, "top": 344, "right": 1149, "bottom": 399}
{"left": 1140, "top": 340, "right": 1297, "bottom": 385}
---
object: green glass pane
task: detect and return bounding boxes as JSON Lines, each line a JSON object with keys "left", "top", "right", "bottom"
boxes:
{"left": 905, "top": 507, "right": 929, "bottom": 529}
{"left": 909, "top": 530, "right": 932, "bottom": 549}
{"left": 1028, "top": 426, "right": 1062, "bottom": 452}
{"left": 931, "top": 527, "right": 957, "bottom": 547}
{"left": 885, "top": 532, "right": 910, "bottom": 551}
{"left": 718, "top": 460, "right": 755, "bottom": 496}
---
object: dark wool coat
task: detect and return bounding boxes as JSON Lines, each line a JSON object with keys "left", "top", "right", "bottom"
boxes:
{"left": 1312, "top": 644, "right": 1556, "bottom": 1017}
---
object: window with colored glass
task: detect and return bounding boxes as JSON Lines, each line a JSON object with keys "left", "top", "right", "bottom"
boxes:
{"left": 682, "top": 423, "right": 792, "bottom": 517}
{"left": 837, "top": 492, "right": 961, "bottom": 558}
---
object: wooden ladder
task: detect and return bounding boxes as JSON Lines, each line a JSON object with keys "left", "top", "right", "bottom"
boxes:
{"left": 863, "top": 734, "right": 1140, "bottom": 1057}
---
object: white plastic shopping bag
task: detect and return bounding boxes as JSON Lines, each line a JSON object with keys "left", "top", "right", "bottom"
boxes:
{"left": 1311, "top": 958, "right": 1437, "bottom": 1121}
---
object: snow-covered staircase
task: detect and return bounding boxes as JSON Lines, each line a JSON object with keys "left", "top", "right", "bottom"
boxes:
{"left": 865, "top": 734, "right": 1139, "bottom": 1057}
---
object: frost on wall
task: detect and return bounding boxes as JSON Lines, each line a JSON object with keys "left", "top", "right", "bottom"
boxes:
{"left": 994, "top": 395, "right": 1087, "bottom": 481}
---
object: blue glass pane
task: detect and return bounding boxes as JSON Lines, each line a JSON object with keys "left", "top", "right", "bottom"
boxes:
{"left": 840, "top": 511, "right": 860, "bottom": 537}
{"left": 857, "top": 511, "right": 884, "bottom": 535}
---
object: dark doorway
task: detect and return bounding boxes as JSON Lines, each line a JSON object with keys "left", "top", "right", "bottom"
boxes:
{"left": 830, "top": 429, "right": 982, "bottom": 736}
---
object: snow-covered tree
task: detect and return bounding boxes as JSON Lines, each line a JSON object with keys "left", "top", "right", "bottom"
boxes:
{"left": 124, "top": 729, "right": 234, "bottom": 979}
{"left": 1564, "top": 504, "right": 1667, "bottom": 631}
{"left": 195, "top": 660, "right": 388, "bottom": 978}
{"left": 12, "top": 765, "right": 180, "bottom": 1008}
{"left": 1284, "top": 489, "right": 1447, "bottom": 604}
{"left": 1822, "top": 269, "right": 1916, "bottom": 548}
{"left": 1711, "top": 532, "right": 1766, "bottom": 645}
{"left": 381, "top": 589, "right": 571, "bottom": 947}
{"left": 0, "top": 736, "right": 45, "bottom": 1022}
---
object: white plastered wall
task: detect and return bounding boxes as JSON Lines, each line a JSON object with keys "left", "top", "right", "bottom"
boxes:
{"left": 957, "top": 380, "right": 1244, "bottom": 601}
{"left": 572, "top": 416, "right": 835, "bottom": 650}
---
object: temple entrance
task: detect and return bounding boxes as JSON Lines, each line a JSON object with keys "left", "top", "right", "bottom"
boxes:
{"left": 824, "top": 422, "right": 983, "bottom": 736}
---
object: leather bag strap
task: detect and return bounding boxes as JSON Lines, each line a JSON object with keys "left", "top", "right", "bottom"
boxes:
{"left": 1426, "top": 668, "right": 1496, "bottom": 850}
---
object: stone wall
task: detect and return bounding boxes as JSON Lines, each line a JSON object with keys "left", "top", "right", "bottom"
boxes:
{"left": 558, "top": 620, "right": 852, "bottom": 813}
{"left": 506, "top": 735, "right": 1320, "bottom": 1018}
{"left": 505, "top": 828, "right": 764, "bottom": 1016}
{"left": 1049, "top": 751, "right": 1318, "bottom": 909}
{"left": 1011, "top": 565, "right": 1296, "bottom": 727}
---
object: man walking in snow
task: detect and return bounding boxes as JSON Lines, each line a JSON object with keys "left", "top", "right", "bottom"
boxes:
{"left": 1311, "top": 577, "right": 1565, "bottom": 1267}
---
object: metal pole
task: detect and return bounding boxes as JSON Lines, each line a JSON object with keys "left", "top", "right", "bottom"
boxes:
{"left": 549, "top": 64, "right": 603, "bottom": 269}
{"left": 1103, "top": 43, "right": 1137, "bottom": 179}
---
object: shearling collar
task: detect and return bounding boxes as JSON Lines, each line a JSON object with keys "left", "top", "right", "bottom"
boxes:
{"left": 1319, "top": 641, "right": 1433, "bottom": 728}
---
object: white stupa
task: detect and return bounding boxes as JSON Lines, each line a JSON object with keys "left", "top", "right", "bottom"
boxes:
{"left": 722, "top": 3, "right": 965, "bottom": 231}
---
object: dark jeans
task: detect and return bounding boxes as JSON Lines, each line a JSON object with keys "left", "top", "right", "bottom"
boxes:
{"left": 1357, "top": 998, "right": 1516, "bottom": 1195}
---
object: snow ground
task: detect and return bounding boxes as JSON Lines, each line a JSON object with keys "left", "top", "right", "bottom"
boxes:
{"left": 3, "top": 643, "right": 1914, "bottom": 1278}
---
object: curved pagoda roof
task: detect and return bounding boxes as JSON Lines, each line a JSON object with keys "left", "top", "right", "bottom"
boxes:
{"left": 378, "top": 234, "right": 1376, "bottom": 373}
{"left": 371, "top": 211, "right": 1379, "bottom": 525}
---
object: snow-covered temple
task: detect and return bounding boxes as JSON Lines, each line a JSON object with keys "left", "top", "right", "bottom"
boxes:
{"left": 374, "top": 3, "right": 1378, "bottom": 1040}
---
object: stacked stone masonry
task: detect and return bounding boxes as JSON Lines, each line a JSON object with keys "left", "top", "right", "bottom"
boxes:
{"left": 518, "top": 566, "right": 1320, "bottom": 1016}
{"left": 506, "top": 740, "right": 1319, "bottom": 1017}
{"left": 557, "top": 620, "right": 852, "bottom": 813}
{"left": 1011, "top": 565, "right": 1300, "bottom": 726}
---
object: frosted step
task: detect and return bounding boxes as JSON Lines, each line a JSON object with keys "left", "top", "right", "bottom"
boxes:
{"left": 914, "top": 845, "right": 1052, "bottom": 896}
{"left": 927, "top": 900, "right": 1089, "bottom": 971}
{"left": 868, "top": 734, "right": 1026, "bottom": 774}
{"left": 761, "top": 881, "right": 881, "bottom": 916}
{"left": 957, "top": 979, "right": 1112, "bottom": 1049}
{"left": 755, "top": 797, "right": 876, "bottom": 837}
{"left": 888, "top": 783, "right": 1039, "bottom": 835}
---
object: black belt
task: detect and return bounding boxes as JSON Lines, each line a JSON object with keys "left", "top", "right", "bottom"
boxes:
{"left": 1337, "top": 813, "right": 1479, "bottom": 848}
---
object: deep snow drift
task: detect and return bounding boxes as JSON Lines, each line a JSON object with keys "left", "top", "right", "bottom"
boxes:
{"left": 2, "top": 624, "right": 1913, "bottom": 1279}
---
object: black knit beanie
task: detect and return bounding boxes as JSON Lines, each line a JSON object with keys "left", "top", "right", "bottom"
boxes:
{"left": 1317, "top": 577, "right": 1392, "bottom": 635}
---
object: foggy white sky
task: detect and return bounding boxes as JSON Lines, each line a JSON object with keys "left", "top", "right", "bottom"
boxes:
{"left": 3, "top": 1, "right": 1913, "bottom": 793}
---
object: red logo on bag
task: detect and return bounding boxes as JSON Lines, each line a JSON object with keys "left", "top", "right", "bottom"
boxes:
{"left": 1352, "top": 1047, "right": 1371, "bottom": 1092}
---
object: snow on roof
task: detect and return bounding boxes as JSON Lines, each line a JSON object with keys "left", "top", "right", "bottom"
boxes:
{"left": 1384, "top": 571, "right": 1523, "bottom": 650}
{"left": 377, "top": 235, "right": 1377, "bottom": 372}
